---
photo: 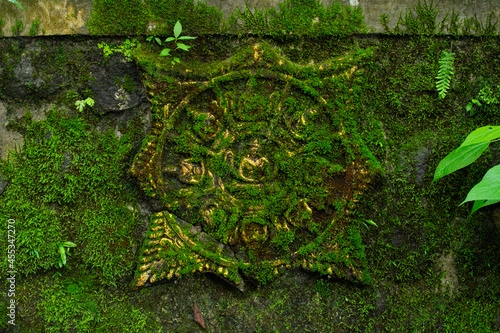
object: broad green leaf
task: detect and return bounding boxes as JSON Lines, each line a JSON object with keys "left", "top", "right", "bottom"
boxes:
{"left": 176, "top": 43, "right": 191, "bottom": 51}
{"left": 461, "top": 126, "right": 500, "bottom": 147}
{"left": 63, "top": 241, "right": 77, "bottom": 247}
{"left": 433, "top": 142, "right": 489, "bottom": 181}
{"left": 8, "top": 0, "right": 24, "bottom": 10}
{"left": 155, "top": 37, "right": 161, "bottom": 45}
{"left": 178, "top": 36, "right": 197, "bottom": 40}
{"left": 146, "top": 36, "right": 153, "bottom": 41}
{"left": 160, "top": 48, "right": 171, "bottom": 56}
{"left": 462, "top": 164, "right": 500, "bottom": 204}
{"left": 471, "top": 199, "right": 500, "bottom": 214}
{"left": 174, "top": 21, "right": 182, "bottom": 38}
{"left": 165, "top": 37, "right": 176, "bottom": 42}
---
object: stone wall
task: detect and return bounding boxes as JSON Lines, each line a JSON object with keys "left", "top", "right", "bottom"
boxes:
{"left": 0, "top": 0, "right": 499, "bottom": 36}
{"left": 3, "top": 1, "right": 500, "bottom": 332}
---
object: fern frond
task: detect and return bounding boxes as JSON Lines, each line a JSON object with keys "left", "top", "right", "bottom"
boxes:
{"left": 436, "top": 50, "right": 455, "bottom": 99}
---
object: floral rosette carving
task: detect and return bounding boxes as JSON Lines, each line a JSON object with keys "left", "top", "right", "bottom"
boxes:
{"left": 131, "top": 43, "right": 379, "bottom": 290}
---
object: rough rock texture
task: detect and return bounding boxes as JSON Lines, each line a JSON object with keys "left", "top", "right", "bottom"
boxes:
{"left": 0, "top": 172, "right": 8, "bottom": 194}
{"left": 0, "top": 101, "right": 23, "bottom": 160}
{"left": 0, "top": 0, "right": 499, "bottom": 36}
{"left": 88, "top": 55, "right": 146, "bottom": 114}
{"left": 2, "top": 25, "right": 500, "bottom": 332}
{"left": 435, "top": 251, "right": 459, "bottom": 295}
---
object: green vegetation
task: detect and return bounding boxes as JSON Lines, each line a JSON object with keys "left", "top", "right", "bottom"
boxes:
{"left": 436, "top": 50, "right": 454, "bottom": 99}
{"left": 466, "top": 83, "right": 500, "bottom": 115}
{"left": 2, "top": 0, "right": 500, "bottom": 331}
{"left": 381, "top": 0, "right": 497, "bottom": 35}
{"left": 11, "top": 20, "right": 23, "bottom": 35}
{"left": 146, "top": 20, "right": 196, "bottom": 65}
{"left": 88, "top": 0, "right": 365, "bottom": 37}
{"left": 75, "top": 97, "right": 95, "bottom": 112}
{"left": 5, "top": 0, "right": 23, "bottom": 10}
{"left": 227, "top": 0, "right": 365, "bottom": 37}
{"left": 434, "top": 126, "right": 500, "bottom": 214}
{"left": 28, "top": 17, "right": 41, "bottom": 36}
{"left": 57, "top": 241, "right": 77, "bottom": 267}
{"left": 98, "top": 38, "right": 139, "bottom": 63}
{"left": 28, "top": 274, "right": 148, "bottom": 332}
{"left": 0, "top": 109, "right": 139, "bottom": 283}
{"left": 88, "top": 0, "right": 223, "bottom": 35}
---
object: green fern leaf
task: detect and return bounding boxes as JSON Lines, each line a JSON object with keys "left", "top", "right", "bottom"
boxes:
{"left": 436, "top": 50, "right": 455, "bottom": 99}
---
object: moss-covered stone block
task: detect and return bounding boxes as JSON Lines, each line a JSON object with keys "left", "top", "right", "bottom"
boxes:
{"left": 131, "top": 42, "right": 379, "bottom": 289}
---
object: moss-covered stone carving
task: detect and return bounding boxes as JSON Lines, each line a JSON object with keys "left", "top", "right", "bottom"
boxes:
{"left": 131, "top": 43, "right": 379, "bottom": 290}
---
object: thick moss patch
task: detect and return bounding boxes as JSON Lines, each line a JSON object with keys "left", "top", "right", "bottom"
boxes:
{"left": 87, "top": 0, "right": 366, "bottom": 37}
{"left": 0, "top": 109, "right": 140, "bottom": 284}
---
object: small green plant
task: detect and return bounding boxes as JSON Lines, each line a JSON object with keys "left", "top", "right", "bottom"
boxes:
{"left": 146, "top": 20, "right": 196, "bottom": 65}
{"left": 435, "top": 50, "right": 455, "bottom": 99}
{"left": 29, "top": 17, "right": 41, "bottom": 36}
{"left": 478, "top": 85, "right": 500, "bottom": 104}
{"left": 466, "top": 84, "right": 500, "bottom": 115}
{"left": 98, "top": 38, "right": 139, "bottom": 63}
{"left": 57, "top": 241, "right": 77, "bottom": 267}
{"left": 380, "top": 13, "right": 391, "bottom": 33}
{"left": 465, "top": 99, "right": 482, "bottom": 115}
{"left": 434, "top": 126, "right": 500, "bottom": 214}
{"left": 75, "top": 98, "right": 95, "bottom": 112}
{"left": 11, "top": 20, "right": 23, "bottom": 35}
{"left": 6, "top": 0, "right": 23, "bottom": 10}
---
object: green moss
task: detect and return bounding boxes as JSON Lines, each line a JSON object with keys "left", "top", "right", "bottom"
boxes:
{"left": 88, "top": 0, "right": 364, "bottom": 37}
{"left": 29, "top": 17, "right": 41, "bottom": 36}
{"left": 131, "top": 41, "right": 378, "bottom": 287}
{"left": 88, "top": 0, "right": 224, "bottom": 35}
{"left": 2, "top": 2, "right": 500, "bottom": 331}
{"left": 119, "top": 74, "right": 138, "bottom": 93}
{"left": 382, "top": 0, "right": 498, "bottom": 36}
{"left": 27, "top": 274, "right": 148, "bottom": 332}
{"left": 0, "top": 109, "right": 139, "bottom": 285}
{"left": 228, "top": 0, "right": 366, "bottom": 37}
{"left": 11, "top": 20, "right": 23, "bottom": 36}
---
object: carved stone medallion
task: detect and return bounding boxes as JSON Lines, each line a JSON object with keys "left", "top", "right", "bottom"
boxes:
{"left": 131, "top": 43, "right": 379, "bottom": 290}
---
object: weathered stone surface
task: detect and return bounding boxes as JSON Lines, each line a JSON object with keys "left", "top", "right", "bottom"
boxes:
{"left": 1, "top": 52, "right": 61, "bottom": 99}
{"left": 0, "top": 101, "right": 23, "bottom": 161}
{"left": 0, "top": 172, "right": 8, "bottom": 195}
{"left": 0, "top": 0, "right": 499, "bottom": 36}
{"left": 131, "top": 43, "right": 379, "bottom": 288}
{"left": 435, "top": 251, "right": 459, "bottom": 296}
{"left": 1, "top": 0, "right": 91, "bottom": 36}
{"left": 89, "top": 55, "right": 146, "bottom": 114}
